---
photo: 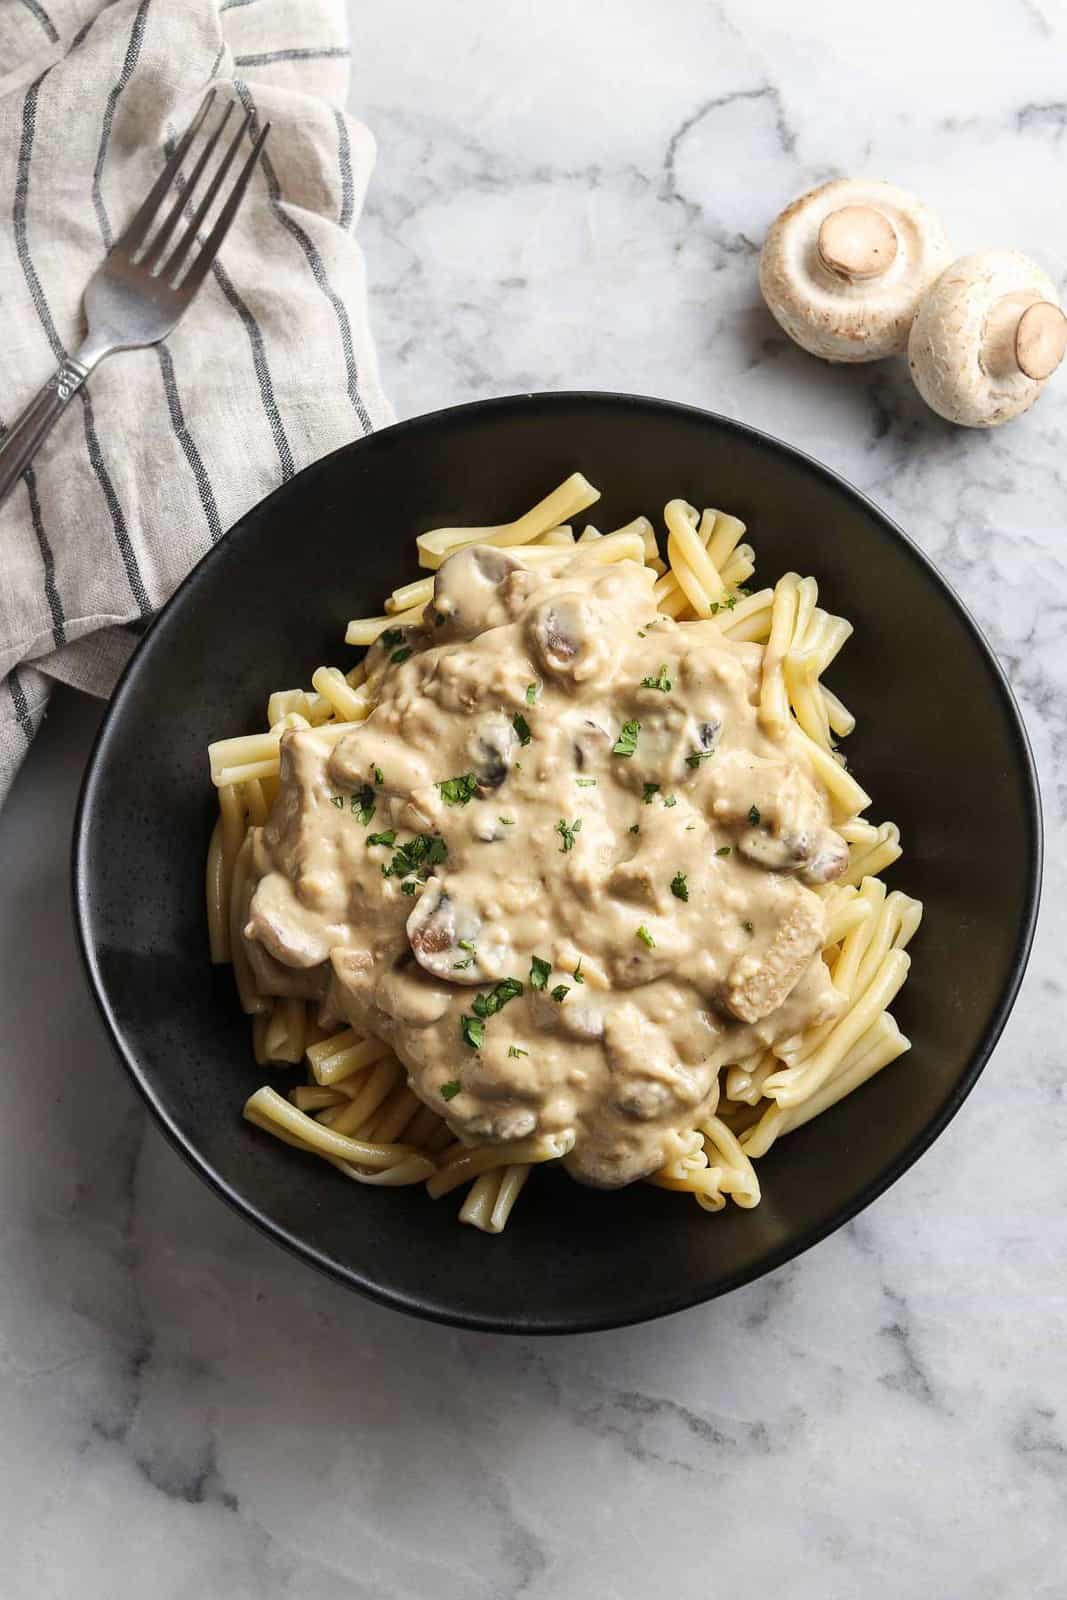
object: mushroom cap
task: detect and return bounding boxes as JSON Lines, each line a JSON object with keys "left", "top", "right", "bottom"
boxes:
{"left": 907, "top": 250, "right": 1064, "bottom": 428}
{"left": 759, "top": 178, "right": 952, "bottom": 363}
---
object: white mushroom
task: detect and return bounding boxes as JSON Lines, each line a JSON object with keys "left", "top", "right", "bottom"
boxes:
{"left": 907, "top": 250, "right": 1067, "bottom": 427}
{"left": 760, "top": 179, "right": 951, "bottom": 362}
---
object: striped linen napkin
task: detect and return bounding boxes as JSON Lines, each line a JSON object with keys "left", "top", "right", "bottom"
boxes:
{"left": 0, "top": 0, "right": 393, "bottom": 804}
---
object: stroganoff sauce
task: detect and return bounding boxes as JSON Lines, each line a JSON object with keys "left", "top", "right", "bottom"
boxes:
{"left": 243, "top": 547, "right": 849, "bottom": 1187}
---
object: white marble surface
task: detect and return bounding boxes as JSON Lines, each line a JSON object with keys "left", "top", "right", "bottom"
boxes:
{"left": 2, "top": 2, "right": 1067, "bottom": 1595}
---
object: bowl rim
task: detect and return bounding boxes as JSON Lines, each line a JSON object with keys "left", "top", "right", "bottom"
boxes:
{"left": 71, "top": 389, "right": 1044, "bottom": 1334}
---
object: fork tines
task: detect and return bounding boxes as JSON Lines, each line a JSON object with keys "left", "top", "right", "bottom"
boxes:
{"left": 115, "top": 89, "right": 270, "bottom": 292}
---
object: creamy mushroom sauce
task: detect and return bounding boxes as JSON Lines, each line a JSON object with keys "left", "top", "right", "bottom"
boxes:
{"left": 243, "top": 546, "right": 850, "bottom": 1187}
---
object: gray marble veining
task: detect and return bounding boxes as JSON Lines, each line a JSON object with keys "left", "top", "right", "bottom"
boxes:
{"left": 1, "top": 2, "right": 1065, "bottom": 1595}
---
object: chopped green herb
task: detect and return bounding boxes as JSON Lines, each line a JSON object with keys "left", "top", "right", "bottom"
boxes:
{"left": 351, "top": 785, "right": 376, "bottom": 825}
{"left": 330, "top": 795, "right": 344, "bottom": 809}
{"left": 637, "top": 629, "right": 647, "bottom": 638}
{"left": 512, "top": 711, "right": 532, "bottom": 746}
{"left": 743, "top": 920, "right": 754, "bottom": 934}
{"left": 748, "top": 804, "right": 761, "bottom": 826}
{"left": 642, "top": 782, "right": 660, "bottom": 804}
{"left": 686, "top": 749, "right": 715, "bottom": 769}
{"left": 390, "top": 647, "right": 413, "bottom": 665}
{"left": 366, "top": 830, "right": 397, "bottom": 848}
{"left": 400, "top": 880, "right": 419, "bottom": 896}
{"left": 641, "top": 663, "right": 672, "bottom": 693}
{"left": 636, "top": 924, "right": 655, "bottom": 949}
{"left": 508, "top": 1045, "right": 529, "bottom": 1059}
{"left": 382, "top": 832, "right": 447, "bottom": 879}
{"left": 499, "top": 816, "right": 515, "bottom": 825}
{"left": 525, "top": 682, "right": 540, "bottom": 704}
{"left": 670, "top": 872, "right": 689, "bottom": 901}
{"left": 472, "top": 977, "right": 524, "bottom": 1019}
{"left": 629, "top": 823, "right": 640, "bottom": 834}
{"left": 550, "top": 984, "right": 570, "bottom": 1003}
{"left": 575, "top": 777, "right": 597, "bottom": 787}
{"left": 736, "top": 585, "right": 751, "bottom": 598}
{"left": 715, "top": 845, "right": 732, "bottom": 858}
{"left": 663, "top": 795, "right": 677, "bottom": 809}
{"left": 373, "top": 765, "right": 385, "bottom": 786}
{"left": 530, "top": 956, "right": 551, "bottom": 990}
{"left": 685, "top": 824, "right": 696, "bottom": 831}
{"left": 458, "top": 938, "right": 476, "bottom": 953}
{"left": 440, "top": 1079, "right": 462, "bottom": 1101}
{"left": 438, "top": 773, "right": 478, "bottom": 806}
{"left": 460, "top": 1015, "right": 485, "bottom": 1050}
{"left": 556, "top": 817, "right": 582, "bottom": 853}
{"left": 573, "top": 959, "right": 585, "bottom": 984}
{"left": 612, "top": 720, "right": 641, "bottom": 758}
{"left": 453, "top": 957, "right": 474, "bottom": 970}
{"left": 380, "top": 628, "right": 403, "bottom": 649}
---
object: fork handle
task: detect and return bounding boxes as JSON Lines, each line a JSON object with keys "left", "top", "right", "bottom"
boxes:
{"left": 0, "top": 356, "right": 93, "bottom": 510}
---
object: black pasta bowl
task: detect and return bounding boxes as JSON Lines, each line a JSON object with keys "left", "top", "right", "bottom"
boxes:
{"left": 73, "top": 392, "right": 1041, "bottom": 1334}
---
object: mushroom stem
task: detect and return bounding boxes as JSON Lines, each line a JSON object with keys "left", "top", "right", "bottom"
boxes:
{"left": 980, "top": 291, "right": 1067, "bottom": 381}
{"left": 816, "top": 206, "right": 899, "bottom": 283}
{"left": 1015, "top": 300, "right": 1067, "bottom": 382}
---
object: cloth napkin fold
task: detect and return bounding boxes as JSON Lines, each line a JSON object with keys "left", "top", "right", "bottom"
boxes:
{"left": 0, "top": 0, "right": 393, "bottom": 805}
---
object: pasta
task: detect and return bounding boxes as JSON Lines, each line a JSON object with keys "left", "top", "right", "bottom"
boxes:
{"left": 205, "top": 476, "right": 920, "bottom": 1233}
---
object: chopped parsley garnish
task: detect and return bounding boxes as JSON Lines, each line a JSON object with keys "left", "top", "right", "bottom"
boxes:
{"left": 460, "top": 1016, "right": 485, "bottom": 1050}
{"left": 670, "top": 872, "right": 689, "bottom": 901}
{"left": 573, "top": 959, "right": 585, "bottom": 983}
{"left": 499, "top": 816, "right": 515, "bottom": 825}
{"left": 472, "top": 977, "right": 524, "bottom": 1019}
{"left": 453, "top": 957, "right": 474, "bottom": 970}
{"left": 382, "top": 832, "right": 447, "bottom": 879}
{"left": 663, "top": 795, "right": 677, "bottom": 809}
{"left": 641, "top": 664, "right": 672, "bottom": 693}
{"left": 438, "top": 773, "right": 478, "bottom": 806}
{"left": 748, "top": 804, "right": 761, "bottom": 826}
{"left": 575, "top": 777, "right": 597, "bottom": 787}
{"left": 512, "top": 711, "right": 532, "bottom": 746}
{"left": 708, "top": 593, "right": 740, "bottom": 615}
{"left": 743, "top": 920, "right": 754, "bottom": 934}
{"left": 352, "top": 785, "right": 376, "bottom": 825}
{"left": 525, "top": 682, "right": 540, "bottom": 704}
{"left": 556, "top": 817, "right": 582, "bottom": 853}
{"left": 637, "top": 629, "right": 647, "bottom": 638}
{"left": 550, "top": 984, "right": 570, "bottom": 1003}
{"left": 380, "top": 628, "right": 403, "bottom": 649}
{"left": 390, "top": 647, "right": 413, "bottom": 665}
{"left": 636, "top": 924, "right": 655, "bottom": 949}
{"left": 458, "top": 938, "right": 476, "bottom": 953}
{"left": 612, "top": 720, "right": 640, "bottom": 758}
{"left": 629, "top": 823, "right": 640, "bottom": 834}
{"left": 642, "top": 782, "right": 660, "bottom": 804}
{"left": 508, "top": 1045, "right": 529, "bottom": 1058}
{"left": 401, "top": 880, "right": 419, "bottom": 895}
{"left": 686, "top": 749, "right": 715, "bottom": 769}
{"left": 373, "top": 765, "right": 384, "bottom": 785}
{"left": 715, "top": 845, "right": 732, "bottom": 857}
{"left": 530, "top": 956, "right": 551, "bottom": 990}
{"left": 366, "top": 830, "right": 397, "bottom": 848}
{"left": 440, "top": 1079, "right": 462, "bottom": 1101}
{"left": 330, "top": 795, "right": 344, "bottom": 809}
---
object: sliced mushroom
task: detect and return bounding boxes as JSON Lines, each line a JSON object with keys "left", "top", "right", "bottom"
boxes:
{"left": 624, "top": 707, "right": 722, "bottom": 787}
{"left": 427, "top": 545, "right": 525, "bottom": 640}
{"left": 738, "top": 821, "right": 848, "bottom": 884}
{"left": 406, "top": 881, "right": 483, "bottom": 984}
{"left": 565, "top": 714, "right": 612, "bottom": 771}
{"left": 244, "top": 938, "right": 330, "bottom": 1000}
{"left": 527, "top": 595, "right": 611, "bottom": 683}
{"left": 465, "top": 711, "right": 518, "bottom": 792}
{"left": 760, "top": 178, "right": 951, "bottom": 362}
{"left": 907, "top": 250, "right": 1067, "bottom": 427}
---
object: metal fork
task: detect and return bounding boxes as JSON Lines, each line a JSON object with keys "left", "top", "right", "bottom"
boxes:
{"left": 0, "top": 90, "right": 269, "bottom": 510}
